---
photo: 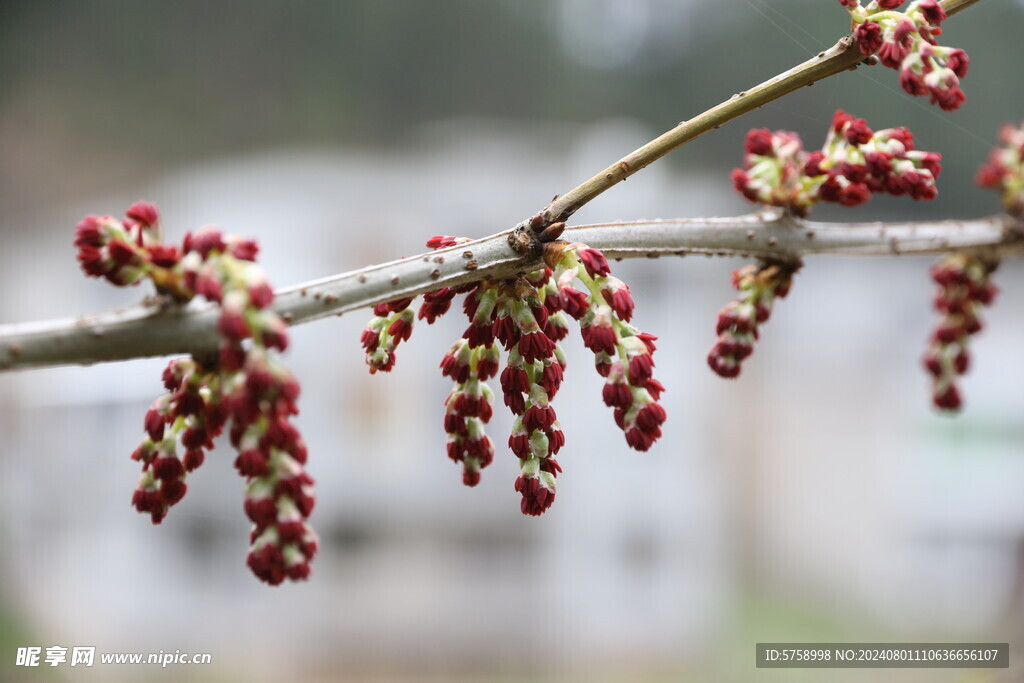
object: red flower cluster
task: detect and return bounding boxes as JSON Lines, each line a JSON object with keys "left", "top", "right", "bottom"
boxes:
{"left": 132, "top": 357, "right": 225, "bottom": 523}
{"left": 494, "top": 272, "right": 568, "bottom": 516}
{"left": 732, "top": 111, "right": 941, "bottom": 215}
{"left": 707, "top": 262, "right": 798, "bottom": 379}
{"left": 563, "top": 246, "right": 666, "bottom": 453}
{"left": 361, "top": 297, "right": 415, "bottom": 373}
{"left": 74, "top": 202, "right": 167, "bottom": 287}
{"left": 843, "top": 0, "right": 969, "bottom": 111}
{"left": 923, "top": 254, "right": 998, "bottom": 412}
{"left": 75, "top": 202, "right": 315, "bottom": 585}
{"left": 817, "top": 110, "right": 941, "bottom": 203}
{"left": 363, "top": 236, "right": 664, "bottom": 516}
{"left": 731, "top": 129, "right": 814, "bottom": 216}
{"left": 235, "top": 350, "right": 317, "bottom": 584}
{"left": 977, "top": 122, "right": 1024, "bottom": 217}
{"left": 441, "top": 337, "right": 499, "bottom": 487}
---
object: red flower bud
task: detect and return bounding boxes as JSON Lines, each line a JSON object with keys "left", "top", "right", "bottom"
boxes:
{"left": 148, "top": 244, "right": 181, "bottom": 268}
{"left": 577, "top": 247, "right": 611, "bottom": 278}
{"left": 855, "top": 22, "right": 884, "bottom": 56}
{"left": 125, "top": 201, "right": 159, "bottom": 227}
{"left": 744, "top": 129, "right": 774, "bottom": 156}
{"left": 515, "top": 474, "right": 555, "bottom": 517}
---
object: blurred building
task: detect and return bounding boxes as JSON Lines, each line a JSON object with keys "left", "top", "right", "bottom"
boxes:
{"left": 1, "top": 120, "right": 1022, "bottom": 682}
{"left": 2, "top": 2, "right": 1023, "bottom": 682}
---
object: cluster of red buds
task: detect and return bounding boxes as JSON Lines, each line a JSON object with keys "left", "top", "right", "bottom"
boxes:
{"left": 441, "top": 337, "right": 499, "bottom": 487}
{"left": 923, "top": 254, "right": 999, "bottom": 411}
{"left": 707, "top": 261, "right": 798, "bottom": 379}
{"left": 977, "top": 122, "right": 1024, "bottom": 217}
{"left": 362, "top": 236, "right": 665, "bottom": 516}
{"left": 842, "top": 0, "right": 969, "bottom": 111}
{"left": 556, "top": 246, "right": 666, "bottom": 453}
{"left": 732, "top": 110, "right": 941, "bottom": 215}
{"left": 75, "top": 202, "right": 316, "bottom": 585}
{"left": 133, "top": 356, "right": 224, "bottom": 524}
{"left": 731, "top": 129, "right": 814, "bottom": 215}
{"left": 74, "top": 202, "right": 171, "bottom": 287}
{"left": 361, "top": 297, "right": 415, "bottom": 373}
{"left": 490, "top": 271, "right": 567, "bottom": 516}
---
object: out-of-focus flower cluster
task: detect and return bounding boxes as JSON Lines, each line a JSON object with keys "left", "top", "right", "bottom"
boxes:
{"left": 977, "top": 122, "right": 1024, "bottom": 217}
{"left": 362, "top": 237, "right": 665, "bottom": 516}
{"left": 708, "top": 261, "right": 798, "bottom": 379}
{"left": 75, "top": 202, "right": 316, "bottom": 585}
{"left": 842, "top": 0, "right": 969, "bottom": 111}
{"left": 732, "top": 110, "right": 941, "bottom": 215}
{"left": 923, "top": 254, "right": 998, "bottom": 412}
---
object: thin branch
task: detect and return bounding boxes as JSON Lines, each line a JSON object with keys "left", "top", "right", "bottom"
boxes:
{"left": 536, "top": 0, "right": 984, "bottom": 225}
{"left": 567, "top": 212, "right": 1021, "bottom": 259}
{"left": 0, "top": 212, "right": 1017, "bottom": 372}
{"left": 944, "top": 0, "right": 986, "bottom": 15}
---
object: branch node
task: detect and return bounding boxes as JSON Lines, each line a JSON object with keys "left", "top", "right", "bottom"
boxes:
{"left": 508, "top": 225, "right": 540, "bottom": 257}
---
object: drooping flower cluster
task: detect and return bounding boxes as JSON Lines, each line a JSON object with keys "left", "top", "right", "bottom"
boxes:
{"left": 558, "top": 246, "right": 666, "bottom": 453}
{"left": 233, "top": 348, "right": 317, "bottom": 584}
{"left": 842, "top": 0, "right": 969, "bottom": 111}
{"left": 707, "top": 261, "right": 798, "bottom": 379}
{"left": 75, "top": 202, "right": 316, "bottom": 585}
{"left": 132, "top": 356, "right": 225, "bottom": 524}
{"left": 923, "top": 254, "right": 998, "bottom": 412}
{"left": 732, "top": 110, "right": 941, "bottom": 215}
{"left": 492, "top": 273, "right": 567, "bottom": 516}
{"left": 442, "top": 337, "right": 499, "bottom": 487}
{"left": 362, "top": 236, "right": 665, "bottom": 516}
{"left": 361, "top": 297, "right": 415, "bottom": 373}
{"left": 977, "top": 122, "right": 1024, "bottom": 217}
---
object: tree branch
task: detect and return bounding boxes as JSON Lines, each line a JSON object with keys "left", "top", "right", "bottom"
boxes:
{"left": 567, "top": 212, "right": 1021, "bottom": 259}
{"left": 0, "top": 212, "right": 1017, "bottom": 372}
{"left": 0, "top": 0, "right": 991, "bottom": 372}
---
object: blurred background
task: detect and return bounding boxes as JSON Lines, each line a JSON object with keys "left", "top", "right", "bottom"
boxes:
{"left": 2, "top": 1, "right": 1024, "bottom": 681}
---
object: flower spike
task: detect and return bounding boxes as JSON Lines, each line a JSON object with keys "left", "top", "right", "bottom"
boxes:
{"left": 707, "top": 261, "right": 799, "bottom": 379}
{"left": 361, "top": 235, "right": 664, "bottom": 516}
{"left": 923, "top": 254, "right": 998, "bottom": 412}
{"left": 75, "top": 202, "right": 315, "bottom": 585}
{"left": 732, "top": 111, "right": 941, "bottom": 216}
{"left": 840, "top": 0, "right": 970, "bottom": 111}
{"left": 977, "top": 122, "right": 1024, "bottom": 217}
